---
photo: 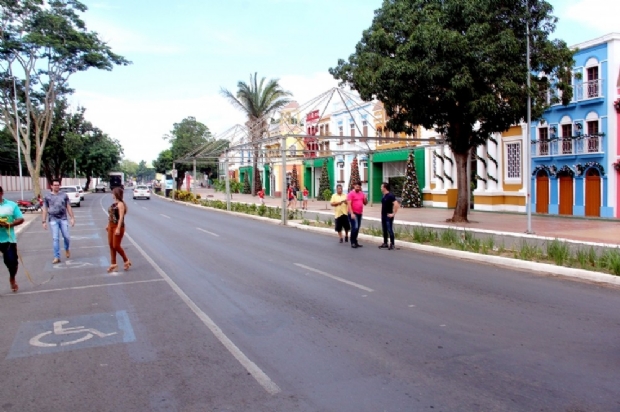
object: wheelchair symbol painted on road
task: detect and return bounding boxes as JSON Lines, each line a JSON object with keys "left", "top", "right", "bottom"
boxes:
{"left": 29, "top": 320, "right": 117, "bottom": 348}
{"left": 7, "top": 310, "right": 135, "bottom": 359}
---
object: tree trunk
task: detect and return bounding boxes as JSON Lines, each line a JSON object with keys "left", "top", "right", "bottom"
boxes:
{"left": 252, "top": 146, "right": 259, "bottom": 196}
{"left": 449, "top": 150, "right": 470, "bottom": 223}
{"left": 84, "top": 176, "right": 91, "bottom": 191}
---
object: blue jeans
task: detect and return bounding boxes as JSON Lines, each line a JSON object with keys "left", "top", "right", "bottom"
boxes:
{"left": 49, "top": 219, "right": 70, "bottom": 259}
{"left": 349, "top": 213, "right": 363, "bottom": 245}
{"left": 382, "top": 216, "right": 395, "bottom": 245}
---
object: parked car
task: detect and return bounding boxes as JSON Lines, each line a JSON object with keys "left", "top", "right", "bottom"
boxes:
{"left": 95, "top": 183, "right": 107, "bottom": 193}
{"left": 133, "top": 185, "right": 151, "bottom": 200}
{"left": 59, "top": 186, "right": 81, "bottom": 207}
{"left": 76, "top": 185, "right": 85, "bottom": 200}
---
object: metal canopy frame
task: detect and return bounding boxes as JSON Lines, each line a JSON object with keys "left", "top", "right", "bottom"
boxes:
{"left": 171, "top": 87, "right": 446, "bottom": 224}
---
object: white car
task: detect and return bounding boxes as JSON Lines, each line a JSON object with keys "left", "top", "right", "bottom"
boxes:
{"left": 133, "top": 185, "right": 151, "bottom": 200}
{"left": 59, "top": 186, "right": 81, "bottom": 207}
{"left": 76, "top": 185, "right": 85, "bottom": 200}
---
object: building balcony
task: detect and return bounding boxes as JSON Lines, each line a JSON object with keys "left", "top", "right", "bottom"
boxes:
{"left": 574, "top": 79, "right": 604, "bottom": 101}
{"left": 531, "top": 134, "right": 604, "bottom": 157}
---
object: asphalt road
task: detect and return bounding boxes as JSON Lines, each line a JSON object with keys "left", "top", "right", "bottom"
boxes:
{"left": 1, "top": 193, "right": 619, "bottom": 412}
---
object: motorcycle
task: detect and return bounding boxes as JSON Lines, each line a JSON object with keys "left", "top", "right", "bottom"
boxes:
{"left": 17, "top": 197, "right": 42, "bottom": 213}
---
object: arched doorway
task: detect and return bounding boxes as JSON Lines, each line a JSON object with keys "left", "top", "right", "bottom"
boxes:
{"left": 585, "top": 168, "right": 601, "bottom": 217}
{"left": 558, "top": 173, "right": 573, "bottom": 215}
{"left": 536, "top": 170, "right": 549, "bottom": 214}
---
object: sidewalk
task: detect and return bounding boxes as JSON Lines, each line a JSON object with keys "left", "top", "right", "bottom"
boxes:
{"left": 194, "top": 188, "right": 620, "bottom": 246}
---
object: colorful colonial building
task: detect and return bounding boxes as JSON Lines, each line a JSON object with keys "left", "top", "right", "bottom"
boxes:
{"left": 531, "top": 33, "right": 620, "bottom": 217}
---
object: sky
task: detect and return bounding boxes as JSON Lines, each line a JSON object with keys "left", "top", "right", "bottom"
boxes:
{"left": 67, "top": 0, "right": 620, "bottom": 164}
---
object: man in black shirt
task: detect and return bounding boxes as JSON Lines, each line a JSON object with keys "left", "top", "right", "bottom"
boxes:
{"left": 379, "top": 182, "right": 399, "bottom": 250}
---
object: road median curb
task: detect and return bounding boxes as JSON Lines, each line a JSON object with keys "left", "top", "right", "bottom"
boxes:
{"left": 289, "top": 222, "right": 620, "bottom": 287}
{"left": 161, "top": 196, "right": 620, "bottom": 287}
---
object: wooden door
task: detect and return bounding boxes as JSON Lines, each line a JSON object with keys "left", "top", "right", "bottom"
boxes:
{"left": 558, "top": 175, "right": 573, "bottom": 215}
{"left": 585, "top": 169, "right": 601, "bottom": 217}
{"left": 536, "top": 172, "right": 549, "bottom": 214}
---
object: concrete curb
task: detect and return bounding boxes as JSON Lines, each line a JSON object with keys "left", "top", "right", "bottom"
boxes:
{"left": 160, "top": 197, "right": 620, "bottom": 287}
{"left": 289, "top": 222, "right": 620, "bottom": 287}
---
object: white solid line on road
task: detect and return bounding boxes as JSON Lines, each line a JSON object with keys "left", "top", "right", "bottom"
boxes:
{"left": 197, "top": 228, "right": 219, "bottom": 237}
{"left": 125, "top": 233, "right": 280, "bottom": 395}
{"left": 160, "top": 214, "right": 170, "bottom": 219}
{"left": 9, "top": 279, "right": 165, "bottom": 296}
{"left": 294, "top": 263, "right": 374, "bottom": 292}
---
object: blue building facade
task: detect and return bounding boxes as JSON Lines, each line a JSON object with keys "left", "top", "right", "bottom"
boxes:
{"left": 531, "top": 34, "right": 620, "bottom": 218}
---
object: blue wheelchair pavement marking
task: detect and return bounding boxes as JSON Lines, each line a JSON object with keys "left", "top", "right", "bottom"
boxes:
{"left": 45, "top": 256, "right": 108, "bottom": 271}
{"left": 6, "top": 310, "right": 136, "bottom": 359}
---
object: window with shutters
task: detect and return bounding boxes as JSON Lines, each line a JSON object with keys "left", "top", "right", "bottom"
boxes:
{"left": 338, "top": 126, "right": 344, "bottom": 145}
{"left": 350, "top": 124, "right": 356, "bottom": 143}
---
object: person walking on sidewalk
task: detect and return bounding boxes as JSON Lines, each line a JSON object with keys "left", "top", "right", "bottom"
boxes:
{"left": 347, "top": 180, "right": 367, "bottom": 249}
{"left": 0, "top": 186, "right": 24, "bottom": 292}
{"left": 42, "top": 179, "right": 75, "bottom": 264}
{"left": 330, "top": 184, "right": 350, "bottom": 243}
{"left": 258, "top": 187, "right": 265, "bottom": 205}
{"left": 302, "top": 187, "right": 309, "bottom": 210}
{"left": 379, "top": 182, "right": 399, "bottom": 250}
{"left": 107, "top": 187, "right": 131, "bottom": 273}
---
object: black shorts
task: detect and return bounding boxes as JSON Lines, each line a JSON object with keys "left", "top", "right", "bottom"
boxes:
{"left": 335, "top": 215, "right": 350, "bottom": 232}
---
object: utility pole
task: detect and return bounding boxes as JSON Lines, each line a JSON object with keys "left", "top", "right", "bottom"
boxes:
{"left": 526, "top": 21, "right": 533, "bottom": 234}
{"left": 12, "top": 73, "right": 24, "bottom": 200}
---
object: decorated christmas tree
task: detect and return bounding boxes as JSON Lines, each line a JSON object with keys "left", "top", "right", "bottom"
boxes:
{"left": 401, "top": 152, "right": 422, "bottom": 208}
{"left": 318, "top": 161, "right": 331, "bottom": 199}
{"left": 348, "top": 156, "right": 361, "bottom": 191}
{"left": 242, "top": 174, "right": 251, "bottom": 194}
{"left": 291, "top": 165, "right": 299, "bottom": 190}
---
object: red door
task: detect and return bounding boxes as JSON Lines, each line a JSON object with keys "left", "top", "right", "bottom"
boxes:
{"left": 558, "top": 175, "right": 573, "bottom": 215}
{"left": 536, "top": 172, "right": 549, "bottom": 214}
{"left": 585, "top": 169, "right": 601, "bottom": 217}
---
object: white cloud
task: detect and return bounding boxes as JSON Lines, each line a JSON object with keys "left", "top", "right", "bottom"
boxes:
{"left": 70, "top": 72, "right": 339, "bottom": 162}
{"left": 561, "top": 0, "right": 620, "bottom": 34}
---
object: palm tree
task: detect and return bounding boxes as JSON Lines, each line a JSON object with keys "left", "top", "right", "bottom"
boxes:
{"left": 221, "top": 73, "right": 292, "bottom": 195}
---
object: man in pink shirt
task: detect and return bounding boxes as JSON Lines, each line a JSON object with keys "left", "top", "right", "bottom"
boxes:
{"left": 347, "top": 180, "right": 367, "bottom": 248}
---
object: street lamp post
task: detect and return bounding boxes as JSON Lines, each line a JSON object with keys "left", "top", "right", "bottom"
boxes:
{"left": 525, "top": 22, "right": 533, "bottom": 234}
{"left": 12, "top": 75, "right": 24, "bottom": 200}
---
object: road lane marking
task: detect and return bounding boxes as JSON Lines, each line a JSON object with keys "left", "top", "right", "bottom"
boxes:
{"left": 294, "top": 263, "right": 374, "bottom": 292}
{"left": 160, "top": 214, "right": 170, "bottom": 219}
{"left": 142, "top": 207, "right": 148, "bottom": 210}
{"left": 97, "top": 198, "right": 281, "bottom": 395}
{"left": 124, "top": 233, "right": 280, "bottom": 395}
{"left": 197, "top": 228, "right": 219, "bottom": 237}
{"left": 9, "top": 279, "right": 165, "bottom": 296}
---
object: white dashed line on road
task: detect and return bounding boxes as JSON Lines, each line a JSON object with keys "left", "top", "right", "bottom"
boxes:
{"left": 294, "top": 263, "right": 374, "bottom": 292}
{"left": 197, "top": 228, "right": 219, "bottom": 237}
{"left": 160, "top": 214, "right": 170, "bottom": 219}
{"left": 142, "top": 207, "right": 148, "bottom": 210}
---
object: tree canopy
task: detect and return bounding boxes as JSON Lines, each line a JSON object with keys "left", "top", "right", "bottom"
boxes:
{"left": 330, "top": 0, "right": 574, "bottom": 221}
{"left": 0, "top": 0, "right": 130, "bottom": 195}
{"left": 164, "top": 116, "right": 211, "bottom": 188}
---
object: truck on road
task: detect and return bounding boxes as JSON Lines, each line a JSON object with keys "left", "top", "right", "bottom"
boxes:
{"left": 109, "top": 172, "right": 124, "bottom": 190}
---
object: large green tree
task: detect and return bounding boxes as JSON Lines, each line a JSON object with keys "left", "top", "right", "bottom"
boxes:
{"left": 330, "top": 0, "right": 574, "bottom": 222}
{"left": 135, "top": 160, "right": 154, "bottom": 183}
{"left": 221, "top": 73, "right": 292, "bottom": 195}
{"left": 153, "top": 149, "right": 173, "bottom": 174}
{"left": 76, "top": 128, "right": 123, "bottom": 190}
{"left": 165, "top": 116, "right": 211, "bottom": 189}
{"left": 41, "top": 99, "right": 88, "bottom": 184}
{"left": 0, "top": 0, "right": 129, "bottom": 195}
